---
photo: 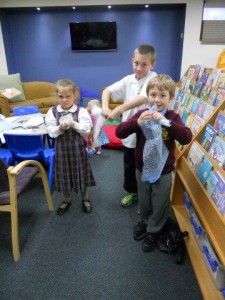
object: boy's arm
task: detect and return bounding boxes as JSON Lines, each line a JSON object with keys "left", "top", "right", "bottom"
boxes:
{"left": 101, "top": 87, "right": 112, "bottom": 117}
{"left": 108, "top": 95, "right": 147, "bottom": 120}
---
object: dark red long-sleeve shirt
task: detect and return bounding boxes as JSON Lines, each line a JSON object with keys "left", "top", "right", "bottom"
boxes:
{"left": 116, "top": 109, "right": 193, "bottom": 174}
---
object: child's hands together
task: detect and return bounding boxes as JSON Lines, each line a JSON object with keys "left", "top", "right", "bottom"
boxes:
{"left": 138, "top": 110, "right": 166, "bottom": 126}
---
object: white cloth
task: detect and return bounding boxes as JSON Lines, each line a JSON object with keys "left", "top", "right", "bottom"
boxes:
{"left": 45, "top": 104, "right": 92, "bottom": 138}
{"left": 108, "top": 71, "right": 157, "bottom": 148}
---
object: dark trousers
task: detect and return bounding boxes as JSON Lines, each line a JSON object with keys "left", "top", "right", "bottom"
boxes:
{"left": 123, "top": 146, "right": 137, "bottom": 194}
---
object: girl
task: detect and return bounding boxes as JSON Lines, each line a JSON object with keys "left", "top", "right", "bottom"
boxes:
{"left": 45, "top": 79, "right": 96, "bottom": 215}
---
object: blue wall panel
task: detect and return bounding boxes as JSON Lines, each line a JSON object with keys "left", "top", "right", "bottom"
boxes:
{"left": 1, "top": 5, "right": 185, "bottom": 96}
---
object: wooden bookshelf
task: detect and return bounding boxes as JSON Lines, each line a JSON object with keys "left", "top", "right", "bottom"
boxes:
{"left": 171, "top": 65, "right": 225, "bottom": 299}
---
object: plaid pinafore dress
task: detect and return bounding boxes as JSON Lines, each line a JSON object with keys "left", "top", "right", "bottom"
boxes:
{"left": 53, "top": 106, "right": 96, "bottom": 195}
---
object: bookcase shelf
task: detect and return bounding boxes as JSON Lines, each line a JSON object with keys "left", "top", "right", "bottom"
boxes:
{"left": 171, "top": 65, "right": 225, "bottom": 299}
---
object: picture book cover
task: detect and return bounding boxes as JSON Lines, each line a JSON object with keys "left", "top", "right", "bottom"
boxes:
{"left": 190, "top": 97, "right": 200, "bottom": 114}
{"left": 200, "top": 124, "right": 217, "bottom": 151}
{"left": 177, "top": 89, "right": 185, "bottom": 102}
{"left": 183, "top": 94, "right": 191, "bottom": 108}
{"left": 173, "top": 101, "right": 181, "bottom": 114}
{"left": 211, "top": 68, "right": 221, "bottom": 88}
{"left": 199, "top": 86, "right": 211, "bottom": 102}
{"left": 186, "top": 66, "right": 195, "bottom": 79}
{"left": 175, "top": 87, "right": 180, "bottom": 99}
{"left": 195, "top": 100, "right": 206, "bottom": 118}
{"left": 189, "top": 80, "right": 196, "bottom": 95}
{"left": 178, "top": 105, "right": 184, "bottom": 119}
{"left": 181, "top": 108, "right": 189, "bottom": 125}
{"left": 184, "top": 77, "right": 191, "bottom": 92}
{"left": 186, "top": 95, "right": 195, "bottom": 111}
{"left": 186, "top": 141, "right": 204, "bottom": 171}
{"left": 204, "top": 170, "right": 219, "bottom": 196}
{"left": 211, "top": 171, "right": 225, "bottom": 216}
{"left": 214, "top": 88, "right": 225, "bottom": 107}
{"left": 216, "top": 72, "right": 225, "bottom": 89}
{"left": 191, "top": 65, "right": 202, "bottom": 81}
{"left": 191, "top": 114, "right": 204, "bottom": 135}
{"left": 206, "top": 68, "right": 221, "bottom": 88}
{"left": 207, "top": 90, "right": 217, "bottom": 106}
{"left": 186, "top": 113, "right": 195, "bottom": 128}
{"left": 208, "top": 136, "right": 225, "bottom": 169}
{"left": 201, "top": 103, "right": 215, "bottom": 121}
{"left": 193, "top": 81, "right": 204, "bottom": 97}
{"left": 199, "top": 70, "right": 210, "bottom": 84}
{"left": 213, "top": 110, "right": 225, "bottom": 137}
{"left": 180, "top": 76, "right": 187, "bottom": 90}
{"left": 196, "top": 156, "right": 213, "bottom": 185}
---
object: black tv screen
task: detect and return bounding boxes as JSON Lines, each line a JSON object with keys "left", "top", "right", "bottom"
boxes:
{"left": 69, "top": 22, "right": 117, "bottom": 52}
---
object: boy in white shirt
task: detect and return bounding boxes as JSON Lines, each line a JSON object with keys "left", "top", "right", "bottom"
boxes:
{"left": 102, "top": 44, "right": 157, "bottom": 207}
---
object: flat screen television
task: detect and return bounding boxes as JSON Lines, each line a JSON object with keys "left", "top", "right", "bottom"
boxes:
{"left": 69, "top": 22, "right": 117, "bottom": 52}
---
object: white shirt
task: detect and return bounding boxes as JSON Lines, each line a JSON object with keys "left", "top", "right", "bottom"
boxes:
{"left": 108, "top": 71, "right": 157, "bottom": 148}
{"left": 45, "top": 104, "right": 92, "bottom": 138}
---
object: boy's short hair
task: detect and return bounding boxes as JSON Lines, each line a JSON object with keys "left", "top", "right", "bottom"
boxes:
{"left": 146, "top": 74, "right": 176, "bottom": 99}
{"left": 134, "top": 44, "right": 157, "bottom": 63}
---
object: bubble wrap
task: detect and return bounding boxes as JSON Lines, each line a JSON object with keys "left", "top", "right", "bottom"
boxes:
{"left": 141, "top": 119, "right": 169, "bottom": 183}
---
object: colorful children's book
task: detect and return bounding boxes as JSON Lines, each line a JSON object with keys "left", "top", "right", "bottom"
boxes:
{"left": 208, "top": 136, "right": 225, "bottom": 170}
{"left": 173, "top": 101, "right": 181, "bottom": 114}
{"left": 207, "top": 90, "right": 217, "bottom": 106}
{"left": 196, "top": 156, "right": 213, "bottom": 185}
{"left": 211, "top": 171, "right": 225, "bottom": 216}
{"left": 193, "top": 81, "right": 204, "bottom": 97}
{"left": 189, "top": 80, "right": 196, "bottom": 94}
{"left": 204, "top": 170, "right": 218, "bottom": 196}
{"left": 191, "top": 65, "right": 202, "bottom": 81}
{"left": 184, "top": 77, "right": 191, "bottom": 92}
{"left": 190, "top": 97, "right": 200, "bottom": 114}
{"left": 206, "top": 68, "right": 221, "bottom": 88}
{"left": 201, "top": 103, "right": 215, "bottom": 121}
{"left": 199, "top": 86, "right": 211, "bottom": 102}
{"left": 186, "top": 141, "right": 204, "bottom": 171}
{"left": 180, "top": 76, "right": 187, "bottom": 90}
{"left": 186, "top": 113, "right": 195, "bottom": 128}
{"left": 214, "top": 88, "right": 225, "bottom": 107}
{"left": 195, "top": 100, "right": 206, "bottom": 118}
{"left": 199, "top": 70, "right": 210, "bottom": 84}
{"left": 177, "top": 89, "right": 185, "bottom": 102}
{"left": 181, "top": 108, "right": 189, "bottom": 125}
{"left": 191, "top": 115, "right": 204, "bottom": 135}
{"left": 186, "top": 95, "right": 195, "bottom": 111}
{"left": 186, "top": 66, "right": 195, "bottom": 79}
{"left": 213, "top": 110, "right": 225, "bottom": 138}
{"left": 200, "top": 124, "right": 217, "bottom": 151}
{"left": 216, "top": 72, "right": 225, "bottom": 89}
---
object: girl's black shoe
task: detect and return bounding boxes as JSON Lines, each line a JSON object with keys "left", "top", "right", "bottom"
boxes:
{"left": 82, "top": 199, "right": 92, "bottom": 213}
{"left": 57, "top": 201, "right": 71, "bottom": 215}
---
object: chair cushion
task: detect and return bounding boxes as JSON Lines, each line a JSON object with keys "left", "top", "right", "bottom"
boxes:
{"left": 0, "top": 159, "right": 9, "bottom": 192}
{"left": 0, "top": 166, "right": 38, "bottom": 205}
{"left": 0, "top": 73, "right": 26, "bottom": 102}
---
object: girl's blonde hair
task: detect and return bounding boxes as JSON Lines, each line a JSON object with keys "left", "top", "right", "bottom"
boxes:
{"left": 146, "top": 74, "right": 176, "bottom": 99}
{"left": 55, "top": 79, "right": 80, "bottom": 100}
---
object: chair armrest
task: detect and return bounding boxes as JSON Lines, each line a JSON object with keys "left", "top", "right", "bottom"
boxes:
{"left": 7, "top": 160, "right": 54, "bottom": 211}
{"left": 0, "top": 95, "right": 10, "bottom": 117}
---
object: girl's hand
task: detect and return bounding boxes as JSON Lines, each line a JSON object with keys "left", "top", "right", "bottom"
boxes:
{"left": 59, "top": 123, "right": 70, "bottom": 131}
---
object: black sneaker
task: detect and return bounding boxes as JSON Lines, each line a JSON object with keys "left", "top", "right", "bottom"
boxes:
{"left": 142, "top": 233, "right": 157, "bottom": 252}
{"left": 133, "top": 221, "right": 147, "bottom": 241}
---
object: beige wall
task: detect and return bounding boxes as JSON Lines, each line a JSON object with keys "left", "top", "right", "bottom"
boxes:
{"left": 0, "top": 0, "right": 224, "bottom": 76}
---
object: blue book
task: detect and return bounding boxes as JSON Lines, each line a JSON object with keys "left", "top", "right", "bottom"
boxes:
{"left": 191, "top": 97, "right": 200, "bottom": 114}
{"left": 213, "top": 110, "right": 225, "bottom": 138}
{"left": 204, "top": 170, "right": 219, "bottom": 196}
{"left": 200, "top": 124, "right": 217, "bottom": 151}
{"left": 211, "top": 171, "right": 225, "bottom": 216}
{"left": 196, "top": 156, "right": 213, "bottom": 185}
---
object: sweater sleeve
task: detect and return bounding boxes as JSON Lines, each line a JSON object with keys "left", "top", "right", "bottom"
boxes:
{"left": 115, "top": 111, "right": 142, "bottom": 139}
{"left": 166, "top": 112, "right": 193, "bottom": 145}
